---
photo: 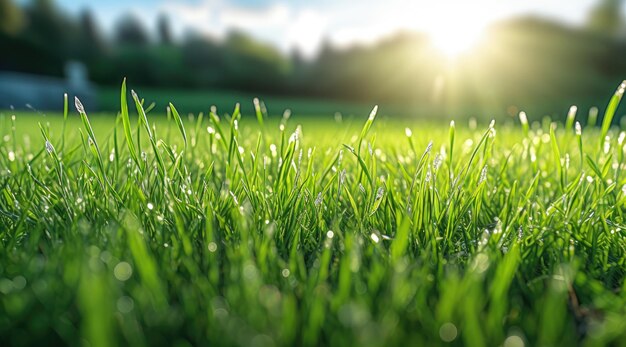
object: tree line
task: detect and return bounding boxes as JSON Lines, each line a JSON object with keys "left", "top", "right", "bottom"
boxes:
{"left": 2, "top": 0, "right": 626, "bottom": 114}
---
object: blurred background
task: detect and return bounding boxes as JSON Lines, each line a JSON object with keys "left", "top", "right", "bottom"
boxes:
{"left": 2, "top": 0, "right": 626, "bottom": 120}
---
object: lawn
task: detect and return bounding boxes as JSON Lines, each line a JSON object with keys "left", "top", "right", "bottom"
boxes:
{"left": 1, "top": 81, "right": 626, "bottom": 346}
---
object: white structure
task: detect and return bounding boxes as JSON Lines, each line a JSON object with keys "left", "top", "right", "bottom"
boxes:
{"left": 0, "top": 61, "right": 96, "bottom": 110}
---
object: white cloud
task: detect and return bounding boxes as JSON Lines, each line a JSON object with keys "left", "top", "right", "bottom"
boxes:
{"left": 157, "top": 1, "right": 328, "bottom": 57}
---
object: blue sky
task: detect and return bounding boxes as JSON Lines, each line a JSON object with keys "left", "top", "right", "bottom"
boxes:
{"left": 40, "top": 0, "right": 608, "bottom": 57}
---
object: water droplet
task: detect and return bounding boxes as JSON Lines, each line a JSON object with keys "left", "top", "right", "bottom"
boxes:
{"left": 439, "top": 322, "right": 458, "bottom": 342}
{"left": 113, "top": 262, "right": 133, "bottom": 281}
{"left": 315, "top": 192, "right": 323, "bottom": 206}
{"left": 45, "top": 141, "right": 55, "bottom": 154}
{"left": 74, "top": 96, "right": 85, "bottom": 114}
{"left": 208, "top": 242, "right": 217, "bottom": 252}
{"left": 376, "top": 187, "right": 384, "bottom": 200}
{"left": 117, "top": 296, "right": 134, "bottom": 313}
{"left": 504, "top": 335, "right": 525, "bottom": 347}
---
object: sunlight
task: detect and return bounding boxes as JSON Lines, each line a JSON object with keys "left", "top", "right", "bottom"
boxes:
{"left": 425, "top": 12, "right": 489, "bottom": 59}
{"left": 430, "top": 28, "right": 484, "bottom": 58}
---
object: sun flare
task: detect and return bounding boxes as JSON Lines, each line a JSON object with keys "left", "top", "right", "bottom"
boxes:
{"left": 426, "top": 16, "right": 489, "bottom": 58}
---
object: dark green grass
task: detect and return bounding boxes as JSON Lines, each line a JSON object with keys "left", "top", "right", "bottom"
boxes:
{"left": 97, "top": 86, "right": 405, "bottom": 118}
{"left": 2, "top": 82, "right": 626, "bottom": 346}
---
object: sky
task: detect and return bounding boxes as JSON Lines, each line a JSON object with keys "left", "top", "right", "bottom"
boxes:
{"left": 45, "top": 0, "right": 605, "bottom": 57}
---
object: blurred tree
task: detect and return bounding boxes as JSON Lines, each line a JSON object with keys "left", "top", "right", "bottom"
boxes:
{"left": 290, "top": 47, "right": 305, "bottom": 70}
{"left": 115, "top": 14, "right": 149, "bottom": 46}
{"left": 0, "top": 0, "right": 25, "bottom": 35}
{"left": 221, "top": 30, "right": 291, "bottom": 92}
{"left": 181, "top": 34, "right": 225, "bottom": 87}
{"left": 78, "top": 9, "right": 106, "bottom": 62}
{"left": 587, "top": 0, "right": 625, "bottom": 37}
{"left": 287, "top": 46, "right": 307, "bottom": 92}
{"left": 23, "top": 0, "right": 74, "bottom": 54}
{"left": 80, "top": 10, "right": 105, "bottom": 51}
{"left": 157, "top": 14, "right": 173, "bottom": 45}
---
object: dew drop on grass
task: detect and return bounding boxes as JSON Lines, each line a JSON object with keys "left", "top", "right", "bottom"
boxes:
{"left": 469, "top": 117, "right": 477, "bottom": 129}
{"left": 370, "top": 233, "right": 380, "bottom": 243}
{"left": 74, "top": 96, "right": 85, "bottom": 114}
{"left": 504, "top": 335, "right": 525, "bottom": 347}
{"left": 147, "top": 202, "right": 154, "bottom": 210}
{"left": 113, "top": 262, "right": 132, "bottom": 281}
{"left": 327, "top": 230, "right": 334, "bottom": 239}
{"left": 619, "top": 80, "right": 626, "bottom": 95}
{"left": 439, "top": 322, "right": 457, "bottom": 342}
{"left": 433, "top": 154, "right": 442, "bottom": 171}
{"left": 471, "top": 253, "right": 490, "bottom": 273}
{"left": 405, "top": 128, "right": 412, "bottom": 137}
{"left": 45, "top": 141, "right": 54, "bottom": 154}
{"left": 519, "top": 111, "right": 528, "bottom": 125}
{"left": 269, "top": 144, "right": 277, "bottom": 157}
{"left": 0, "top": 278, "right": 13, "bottom": 294}
{"left": 208, "top": 242, "right": 217, "bottom": 252}
{"left": 281, "top": 269, "right": 290, "bottom": 278}
{"left": 315, "top": 192, "right": 323, "bottom": 206}
{"left": 425, "top": 141, "right": 433, "bottom": 154}
{"left": 12, "top": 276, "right": 26, "bottom": 290}
{"left": 8, "top": 151, "right": 15, "bottom": 162}
{"left": 117, "top": 296, "right": 134, "bottom": 314}
{"left": 368, "top": 105, "right": 378, "bottom": 121}
{"left": 376, "top": 187, "right": 384, "bottom": 200}
{"left": 229, "top": 191, "right": 239, "bottom": 206}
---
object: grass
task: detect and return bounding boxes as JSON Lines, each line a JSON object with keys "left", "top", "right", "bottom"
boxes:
{"left": 97, "top": 85, "right": 408, "bottom": 119}
{"left": 2, "top": 80, "right": 626, "bottom": 346}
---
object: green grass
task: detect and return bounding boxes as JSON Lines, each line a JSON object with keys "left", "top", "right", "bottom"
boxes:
{"left": 97, "top": 86, "right": 412, "bottom": 119}
{"left": 2, "top": 81, "right": 626, "bottom": 346}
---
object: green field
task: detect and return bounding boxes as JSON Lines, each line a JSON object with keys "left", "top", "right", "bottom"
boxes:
{"left": 2, "top": 82, "right": 626, "bottom": 346}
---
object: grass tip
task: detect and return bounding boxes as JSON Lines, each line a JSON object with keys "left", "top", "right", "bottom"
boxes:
{"left": 369, "top": 105, "right": 378, "bottom": 120}
{"left": 74, "top": 96, "right": 85, "bottom": 114}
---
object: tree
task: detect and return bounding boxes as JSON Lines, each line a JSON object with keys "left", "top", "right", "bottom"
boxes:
{"left": 157, "top": 14, "right": 173, "bottom": 45}
{"left": 80, "top": 10, "right": 105, "bottom": 50}
{"left": 115, "top": 14, "right": 149, "bottom": 46}
{"left": 0, "top": 0, "right": 24, "bottom": 35}
{"left": 587, "top": 0, "right": 625, "bottom": 37}
{"left": 24, "top": 0, "right": 70, "bottom": 46}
